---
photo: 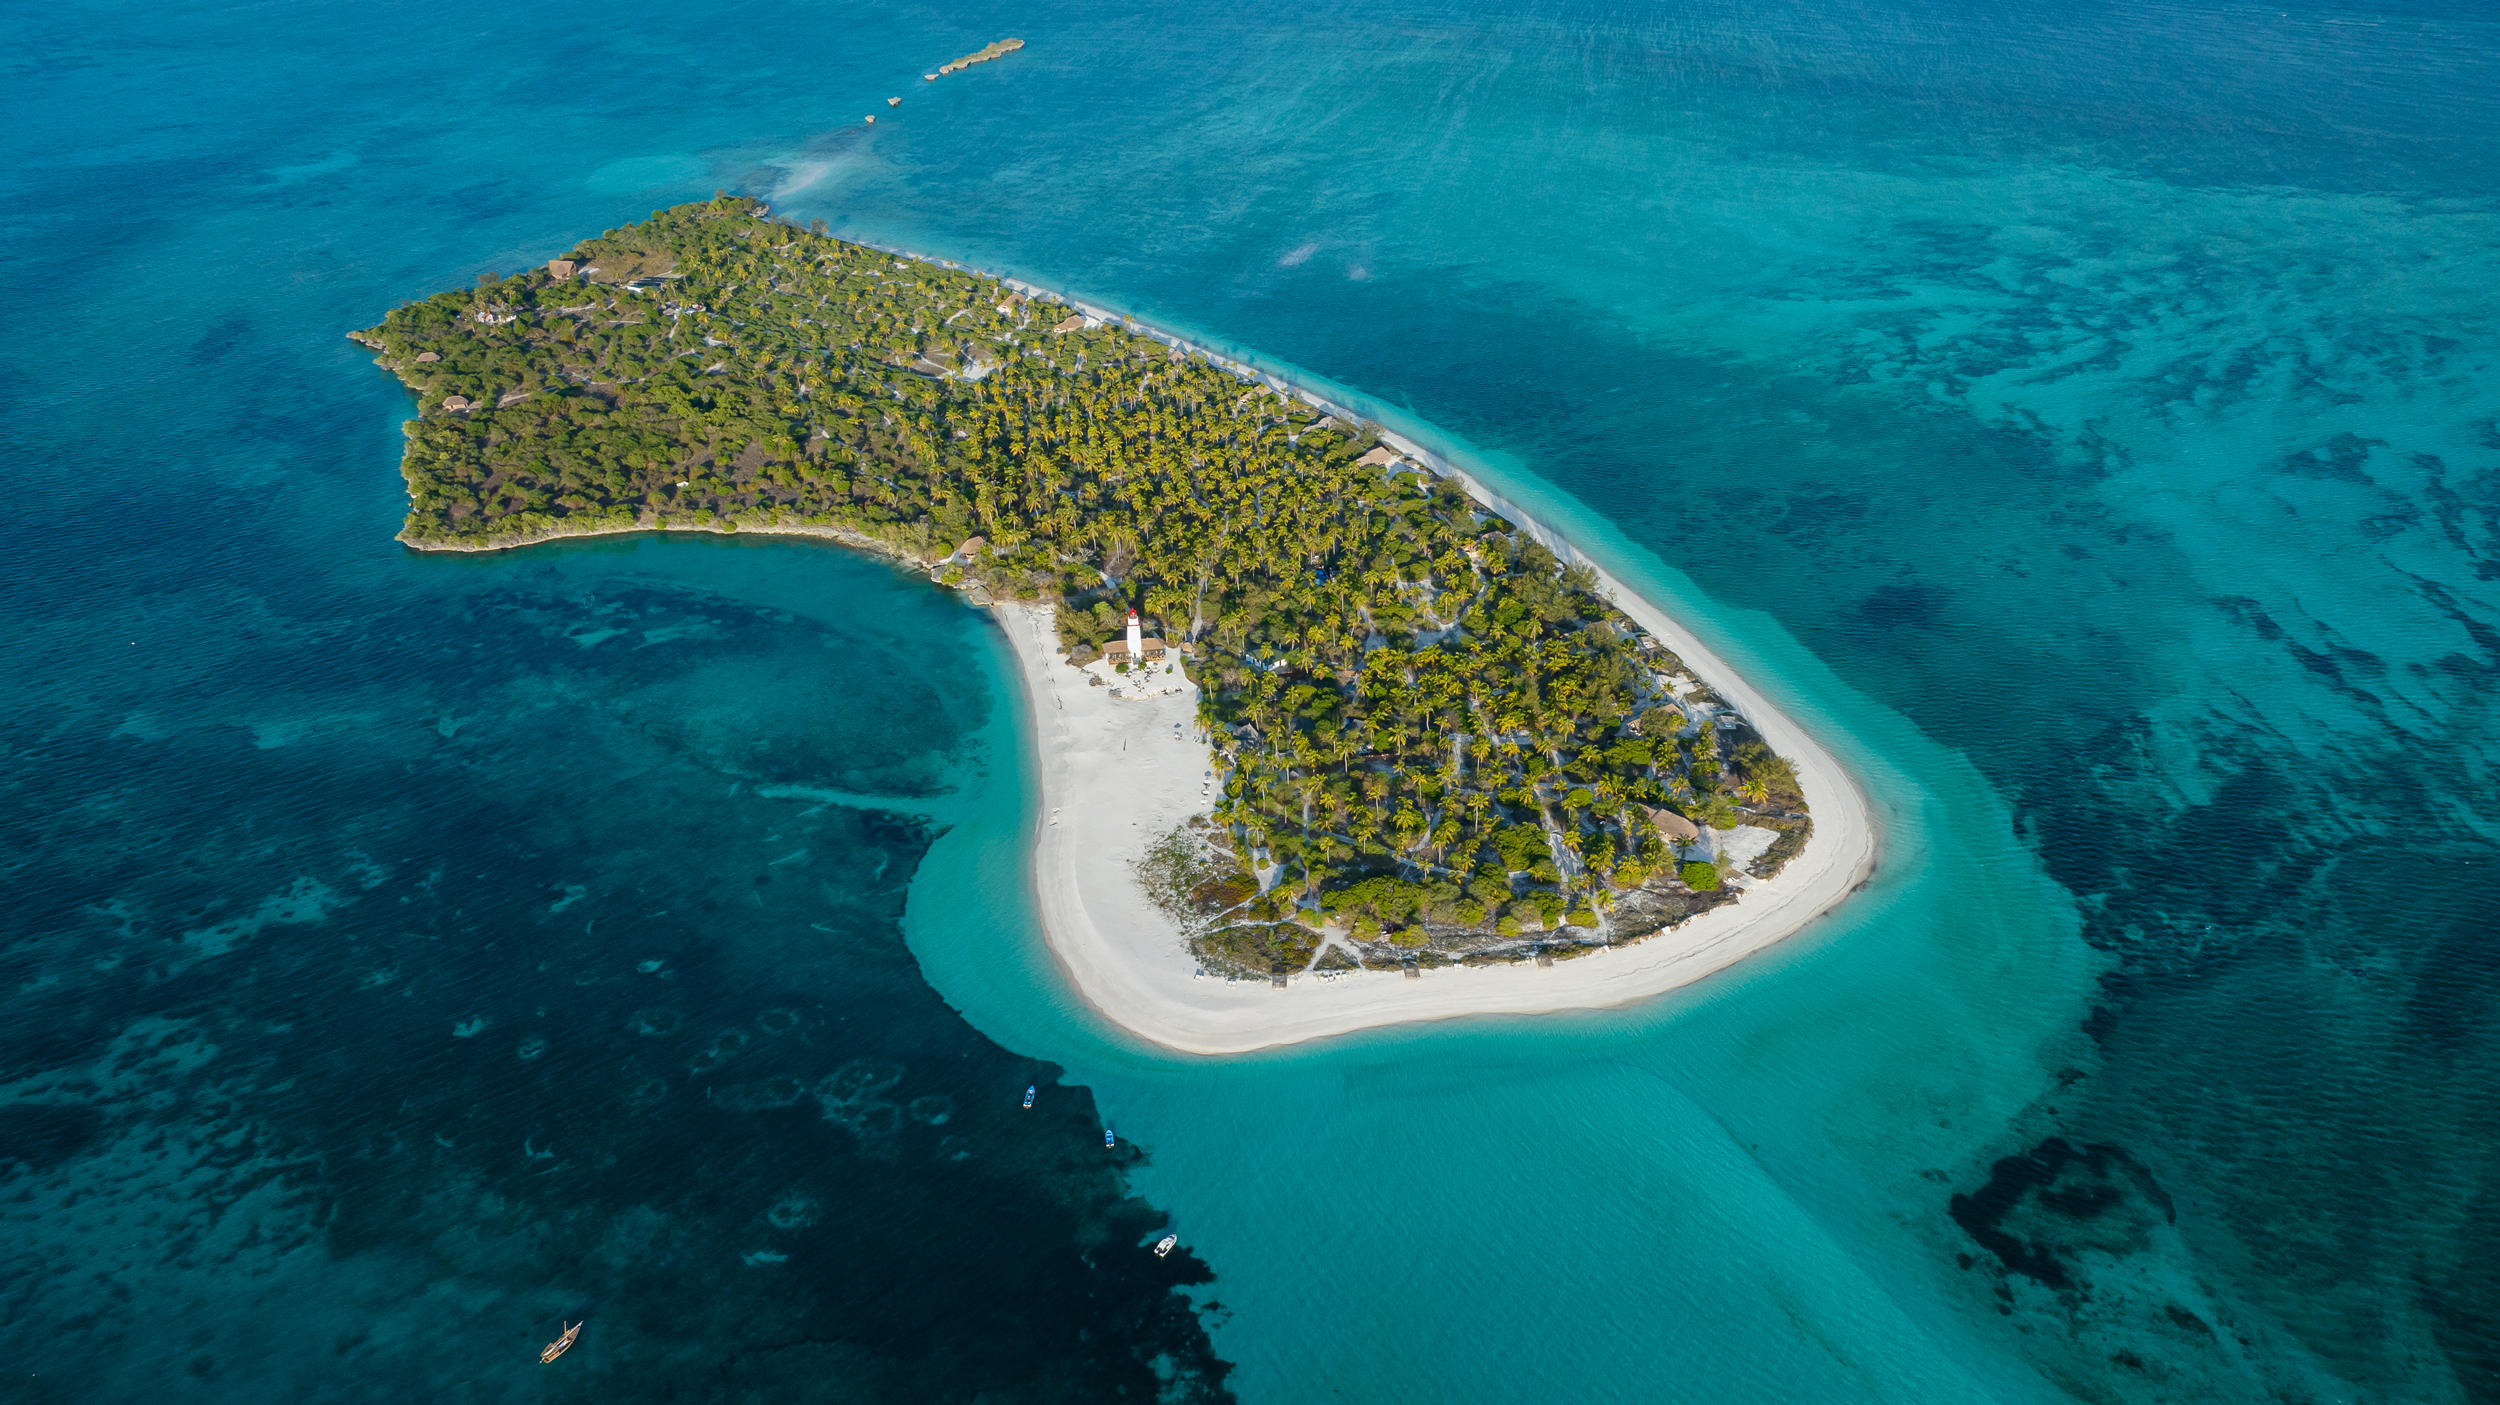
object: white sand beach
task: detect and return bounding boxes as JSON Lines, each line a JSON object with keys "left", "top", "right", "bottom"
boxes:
{"left": 999, "top": 525, "right": 1876, "bottom": 1056}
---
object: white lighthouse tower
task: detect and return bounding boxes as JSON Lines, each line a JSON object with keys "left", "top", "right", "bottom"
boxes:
{"left": 1124, "top": 609, "right": 1143, "bottom": 667}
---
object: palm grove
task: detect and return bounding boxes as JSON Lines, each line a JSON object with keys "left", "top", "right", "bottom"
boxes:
{"left": 358, "top": 198, "right": 1809, "bottom": 973}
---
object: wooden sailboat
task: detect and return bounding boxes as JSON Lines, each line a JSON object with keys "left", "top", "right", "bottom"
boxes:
{"left": 541, "top": 1321, "right": 582, "bottom": 1364}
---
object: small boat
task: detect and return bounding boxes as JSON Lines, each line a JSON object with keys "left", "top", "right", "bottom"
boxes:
{"left": 1022, "top": 1085, "right": 1036, "bottom": 1109}
{"left": 887, "top": 96, "right": 901, "bottom": 107}
{"left": 1153, "top": 1234, "right": 1178, "bottom": 1258}
{"left": 541, "top": 1321, "right": 582, "bottom": 1364}
{"left": 1103, "top": 1127, "right": 1116, "bottom": 1148}
{"left": 864, "top": 114, "right": 876, "bottom": 124}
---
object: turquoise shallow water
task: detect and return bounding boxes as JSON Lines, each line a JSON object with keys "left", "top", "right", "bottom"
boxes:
{"left": 915, "top": 559, "right": 2098, "bottom": 1402}
{"left": 6, "top": 0, "right": 2498, "bottom": 1400}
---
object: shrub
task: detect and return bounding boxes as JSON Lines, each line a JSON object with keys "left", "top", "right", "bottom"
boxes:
{"left": 1680, "top": 861, "right": 1722, "bottom": 892}
{"left": 1734, "top": 740, "right": 1798, "bottom": 794}
{"left": 1328, "top": 875, "right": 1422, "bottom": 925}
{"left": 1490, "top": 822, "right": 1546, "bottom": 871}
{"left": 1495, "top": 913, "right": 1520, "bottom": 937}
{"left": 1389, "top": 926, "right": 1429, "bottom": 949}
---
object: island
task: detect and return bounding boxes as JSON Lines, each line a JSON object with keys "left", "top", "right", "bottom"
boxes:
{"left": 926, "top": 37, "right": 1023, "bottom": 80}
{"left": 354, "top": 197, "right": 1874, "bottom": 1052}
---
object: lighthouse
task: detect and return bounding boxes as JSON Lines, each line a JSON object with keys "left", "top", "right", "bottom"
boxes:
{"left": 1104, "top": 609, "right": 1167, "bottom": 669}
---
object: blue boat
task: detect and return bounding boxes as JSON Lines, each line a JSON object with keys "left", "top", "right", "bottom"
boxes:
{"left": 1103, "top": 1127, "right": 1115, "bottom": 1148}
{"left": 1022, "top": 1085, "right": 1035, "bottom": 1109}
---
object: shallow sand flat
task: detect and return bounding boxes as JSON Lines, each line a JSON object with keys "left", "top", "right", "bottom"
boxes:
{"left": 999, "top": 572, "right": 1878, "bottom": 1055}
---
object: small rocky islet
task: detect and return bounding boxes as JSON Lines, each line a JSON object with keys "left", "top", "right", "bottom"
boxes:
{"left": 925, "top": 37, "right": 1023, "bottom": 82}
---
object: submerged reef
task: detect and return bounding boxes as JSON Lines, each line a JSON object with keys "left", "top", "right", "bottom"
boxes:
{"left": 0, "top": 573, "right": 1232, "bottom": 1401}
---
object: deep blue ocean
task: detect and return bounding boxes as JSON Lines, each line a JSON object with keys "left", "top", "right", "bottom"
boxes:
{"left": 5, "top": 0, "right": 2496, "bottom": 1400}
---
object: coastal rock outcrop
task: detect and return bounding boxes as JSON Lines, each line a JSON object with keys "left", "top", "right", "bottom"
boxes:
{"left": 932, "top": 37, "right": 1023, "bottom": 77}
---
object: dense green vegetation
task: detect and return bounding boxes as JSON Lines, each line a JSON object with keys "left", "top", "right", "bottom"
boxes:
{"left": 358, "top": 197, "right": 1808, "bottom": 971}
